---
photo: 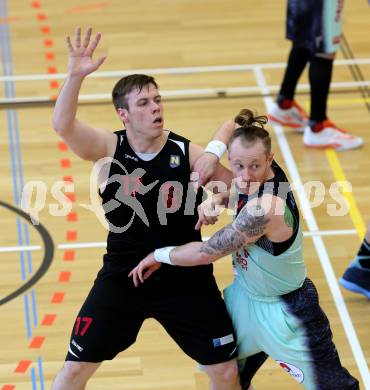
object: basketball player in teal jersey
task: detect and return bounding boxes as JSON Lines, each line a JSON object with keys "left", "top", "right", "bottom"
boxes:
{"left": 268, "top": 0, "right": 363, "bottom": 151}
{"left": 130, "top": 109, "right": 359, "bottom": 389}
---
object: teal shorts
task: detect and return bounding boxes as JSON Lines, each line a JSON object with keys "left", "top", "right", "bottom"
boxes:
{"left": 224, "top": 278, "right": 358, "bottom": 389}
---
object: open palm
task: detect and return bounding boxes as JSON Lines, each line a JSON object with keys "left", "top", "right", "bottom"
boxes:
{"left": 67, "top": 27, "right": 106, "bottom": 78}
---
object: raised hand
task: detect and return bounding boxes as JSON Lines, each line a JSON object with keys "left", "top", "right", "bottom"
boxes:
{"left": 66, "top": 27, "right": 106, "bottom": 78}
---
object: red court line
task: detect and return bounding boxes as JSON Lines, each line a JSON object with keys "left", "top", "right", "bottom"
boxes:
{"left": 43, "top": 38, "right": 53, "bottom": 47}
{"left": 40, "top": 25, "right": 50, "bottom": 34}
{"left": 66, "top": 230, "right": 77, "bottom": 241}
{"left": 41, "top": 314, "right": 56, "bottom": 326}
{"left": 67, "top": 212, "right": 78, "bottom": 222}
{"left": 49, "top": 80, "right": 60, "bottom": 89}
{"left": 51, "top": 292, "right": 65, "bottom": 304}
{"left": 58, "top": 141, "right": 68, "bottom": 151}
{"left": 59, "top": 271, "right": 71, "bottom": 282}
{"left": 14, "top": 360, "right": 32, "bottom": 373}
{"left": 63, "top": 175, "right": 73, "bottom": 182}
{"left": 31, "top": 1, "right": 41, "bottom": 8}
{"left": 60, "top": 159, "right": 71, "bottom": 168}
{"left": 45, "top": 52, "right": 55, "bottom": 60}
{"left": 37, "top": 13, "right": 47, "bottom": 21}
{"left": 64, "top": 250, "right": 76, "bottom": 261}
{"left": 47, "top": 66, "right": 57, "bottom": 74}
{"left": 65, "top": 193, "right": 76, "bottom": 203}
{"left": 2, "top": 385, "right": 15, "bottom": 390}
{"left": 29, "top": 336, "right": 45, "bottom": 349}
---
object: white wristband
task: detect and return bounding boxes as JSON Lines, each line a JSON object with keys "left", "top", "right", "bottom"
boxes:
{"left": 154, "top": 246, "right": 176, "bottom": 265}
{"left": 204, "top": 140, "right": 227, "bottom": 159}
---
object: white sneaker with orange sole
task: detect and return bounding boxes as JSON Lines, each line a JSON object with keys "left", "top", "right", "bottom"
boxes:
{"left": 268, "top": 101, "right": 308, "bottom": 132}
{"left": 303, "top": 120, "right": 364, "bottom": 151}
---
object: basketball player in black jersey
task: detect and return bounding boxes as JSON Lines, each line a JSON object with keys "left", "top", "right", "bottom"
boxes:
{"left": 50, "top": 27, "right": 241, "bottom": 390}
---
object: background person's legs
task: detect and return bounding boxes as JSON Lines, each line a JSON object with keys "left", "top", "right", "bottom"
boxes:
{"left": 278, "top": 46, "right": 311, "bottom": 103}
{"left": 303, "top": 51, "right": 363, "bottom": 150}
{"left": 268, "top": 46, "right": 310, "bottom": 131}
{"left": 309, "top": 54, "right": 335, "bottom": 124}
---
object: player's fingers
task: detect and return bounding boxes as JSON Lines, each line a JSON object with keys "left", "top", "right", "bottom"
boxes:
{"left": 82, "top": 27, "right": 92, "bottom": 48}
{"left": 87, "top": 32, "right": 101, "bottom": 54}
{"left": 75, "top": 26, "right": 81, "bottom": 48}
{"left": 66, "top": 36, "right": 74, "bottom": 52}
{"left": 138, "top": 264, "right": 145, "bottom": 283}
{"left": 132, "top": 270, "right": 138, "bottom": 287}
{"left": 143, "top": 268, "right": 154, "bottom": 280}
{"left": 195, "top": 218, "right": 203, "bottom": 230}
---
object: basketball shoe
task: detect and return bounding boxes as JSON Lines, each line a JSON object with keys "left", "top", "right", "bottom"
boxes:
{"left": 303, "top": 119, "right": 364, "bottom": 151}
{"left": 340, "top": 262, "right": 370, "bottom": 298}
{"left": 268, "top": 100, "right": 308, "bottom": 132}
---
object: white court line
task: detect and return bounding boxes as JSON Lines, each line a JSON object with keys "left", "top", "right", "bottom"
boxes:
{"left": 0, "top": 229, "right": 359, "bottom": 253}
{"left": 1, "top": 57, "right": 370, "bottom": 81}
{"left": 253, "top": 67, "right": 370, "bottom": 388}
{"left": 1, "top": 80, "right": 368, "bottom": 105}
{"left": 0, "top": 245, "right": 41, "bottom": 253}
{"left": 1, "top": 58, "right": 369, "bottom": 104}
{"left": 58, "top": 242, "right": 107, "bottom": 249}
{"left": 303, "top": 229, "right": 357, "bottom": 237}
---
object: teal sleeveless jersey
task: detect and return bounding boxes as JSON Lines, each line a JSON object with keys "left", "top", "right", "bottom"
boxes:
{"left": 231, "top": 161, "right": 306, "bottom": 299}
{"left": 232, "top": 225, "right": 306, "bottom": 299}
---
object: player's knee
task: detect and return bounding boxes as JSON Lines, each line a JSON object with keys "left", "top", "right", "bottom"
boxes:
{"left": 61, "top": 362, "right": 83, "bottom": 382}
{"left": 60, "top": 361, "right": 92, "bottom": 385}
{"left": 206, "top": 359, "right": 239, "bottom": 386}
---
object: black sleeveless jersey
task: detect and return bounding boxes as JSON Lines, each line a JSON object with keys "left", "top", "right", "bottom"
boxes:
{"left": 99, "top": 130, "right": 207, "bottom": 271}
{"left": 236, "top": 160, "right": 300, "bottom": 256}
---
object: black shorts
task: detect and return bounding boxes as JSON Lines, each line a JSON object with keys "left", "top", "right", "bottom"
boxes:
{"left": 65, "top": 263, "right": 237, "bottom": 365}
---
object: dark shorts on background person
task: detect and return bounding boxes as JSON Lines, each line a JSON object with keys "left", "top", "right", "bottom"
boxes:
{"left": 286, "top": 0, "right": 344, "bottom": 54}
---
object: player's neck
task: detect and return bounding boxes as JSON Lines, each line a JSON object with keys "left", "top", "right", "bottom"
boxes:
{"left": 126, "top": 130, "right": 168, "bottom": 154}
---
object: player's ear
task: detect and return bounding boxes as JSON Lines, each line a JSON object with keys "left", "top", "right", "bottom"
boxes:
{"left": 117, "top": 107, "right": 129, "bottom": 123}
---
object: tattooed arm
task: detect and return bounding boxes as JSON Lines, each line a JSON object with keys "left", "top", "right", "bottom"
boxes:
{"left": 169, "top": 200, "right": 271, "bottom": 266}
{"left": 129, "top": 194, "right": 289, "bottom": 285}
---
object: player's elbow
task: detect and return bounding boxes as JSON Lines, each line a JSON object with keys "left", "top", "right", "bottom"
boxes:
{"left": 52, "top": 114, "right": 75, "bottom": 136}
{"left": 52, "top": 119, "right": 70, "bottom": 136}
{"left": 197, "top": 252, "right": 215, "bottom": 265}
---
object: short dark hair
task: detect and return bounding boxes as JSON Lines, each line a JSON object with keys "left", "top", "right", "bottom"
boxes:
{"left": 229, "top": 109, "right": 271, "bottom": 156}
{"left": 112, "top": 74, "right": 158, "bottom": 110}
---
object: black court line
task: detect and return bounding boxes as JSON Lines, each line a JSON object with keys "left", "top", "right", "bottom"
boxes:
{"left": 340, "top": 33, "right": 370, "bottom": 115}
{"left": 0, "top": 200, "right": 54, "bottom": 306}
